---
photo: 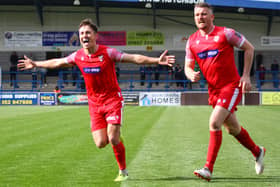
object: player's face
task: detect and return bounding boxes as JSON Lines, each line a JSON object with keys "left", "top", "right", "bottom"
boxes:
{"left": 194, "top": 7, "right": 214, "bottom": 31}
{"left": 79, "top": 25, "right": 97, "bottom": 49}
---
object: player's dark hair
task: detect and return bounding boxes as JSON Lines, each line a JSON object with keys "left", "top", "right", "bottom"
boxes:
{"left": 79, "top": 18, "right": 98, "bottom": 33}
{"left": 194, "top": 3, "right": 213, "bottom": 12}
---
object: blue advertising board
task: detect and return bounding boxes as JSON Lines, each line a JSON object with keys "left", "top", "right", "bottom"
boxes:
{"left": 40, "top": 92, "right": 56, "bottom": 106}
{"left": 103, "top": 0, "right": 280, "bottom": 10}
{"left": 103, "top": 0, "right": 137, "bottom": 1}
{"left": 206, "top": 0, "right": 280, "bottom": 10}
{"left": 43, "top": 32, "right": 80, "bottom": 46}
{"left": 0, "top": 92, "right": 38, "bottom": 105}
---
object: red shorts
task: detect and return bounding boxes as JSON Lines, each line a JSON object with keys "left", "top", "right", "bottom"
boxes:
{"left": 89, "top": 100, "right": 124, "bottom": 132}
{"left": 208, "top": 83, "right": 242, "bottom": 113}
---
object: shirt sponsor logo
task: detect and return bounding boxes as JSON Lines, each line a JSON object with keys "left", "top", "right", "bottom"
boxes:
{"left": 197, "top": 49, "right": 219, "bottom": 59}
{"left": 83, "top": 67, "right": 101, "bottom": 74}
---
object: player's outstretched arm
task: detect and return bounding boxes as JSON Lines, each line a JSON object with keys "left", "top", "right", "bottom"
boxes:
{"left": 18, "top": 55, "right": 72, "bottom": 71}
{"left": 121, "top": 50, "right": 175, "bottom": 67}
{"left": 184, "top": 60, "right": 200, "bottom": 82}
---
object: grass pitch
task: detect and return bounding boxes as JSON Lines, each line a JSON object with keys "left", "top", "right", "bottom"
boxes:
{"left": 0, "top": 105, "right": 279, "bottom": 187}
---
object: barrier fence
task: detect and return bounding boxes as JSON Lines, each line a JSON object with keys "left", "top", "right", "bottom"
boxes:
{"left": 0, "top": 70, "right": 279, "bottom": 92}
{"left": 256, "top": 70, "right": 280, "bottom": 91}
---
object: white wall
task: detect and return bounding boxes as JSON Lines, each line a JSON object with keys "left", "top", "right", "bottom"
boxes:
{"left": 0, "top": 5, "right": 279, "bottom": 69}
{"left": 0, "top": 6, "right": 279, "bottom": 50}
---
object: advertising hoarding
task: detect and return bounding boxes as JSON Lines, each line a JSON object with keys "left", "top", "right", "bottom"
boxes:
{"left": 57, "top": 93, "right": 88, "bottom": 105}
{"left": 262, "top": 92, "right": 280, "bottom": 105}
{"left": 0, "top": 93, "right": 38, "bottom": 105}
{"left": 40, "top": 92, "right": 57, "bottom": 106}
{"left": 139, "top": 92, "right": 181, "bottom": 106}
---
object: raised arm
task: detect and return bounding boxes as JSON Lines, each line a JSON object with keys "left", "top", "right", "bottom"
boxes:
{"left": 121, "top": 50, "right": 175, "bottom": 67}
{"left": 18, "top": 55, "right": 73, "bottom": 71}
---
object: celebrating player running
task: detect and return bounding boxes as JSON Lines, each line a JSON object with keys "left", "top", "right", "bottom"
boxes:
{"left": 18, "top": 18, "right": 175, "bottom": 182}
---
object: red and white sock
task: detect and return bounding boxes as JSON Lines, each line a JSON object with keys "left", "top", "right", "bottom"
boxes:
{"left": 204, "top": 130, "right": 222, "bottom": 173}
{"left": 235, "top": 126, "right": 260, "bottom": 158}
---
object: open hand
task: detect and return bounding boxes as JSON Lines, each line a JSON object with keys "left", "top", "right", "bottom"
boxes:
{"left": 159, "top": 50, "right": 175, "bottom": 67}
{"left": 17, "top": 55, "right": 36, "bottom": 70}
{"left": 239, "top": 75, "right": 252, "bottom": 93}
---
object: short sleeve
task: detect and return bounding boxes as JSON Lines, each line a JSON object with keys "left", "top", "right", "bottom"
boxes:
{"left": 107, "top": 48, "right": 125, "bottom": 62}
{"left": 64, "top": 52, "right": 77, "bottom": 64}
{"left": 224, "top": 27, "right": 245, "bottom": 48}
{"left": 185, "top": 39, "right": 195, "bottom": 63}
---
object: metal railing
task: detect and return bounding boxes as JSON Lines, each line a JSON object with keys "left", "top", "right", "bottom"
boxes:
{"left": 255, "top": 70, "right": 280, "bottom": 91}
{"left": 1, "top": 70, "right": 279, "bottom": 92}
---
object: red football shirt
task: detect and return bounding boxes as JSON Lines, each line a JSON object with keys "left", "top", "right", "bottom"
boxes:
{"left": 185, "top": 26, "right": 245, "bottom": 89}
{"left": 66, "top": 45, "right": 124, "bottom": 105}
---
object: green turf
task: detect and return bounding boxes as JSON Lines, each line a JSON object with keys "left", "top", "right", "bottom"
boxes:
{"left": 0, "top": 106, "right": 279, "bottom": 187}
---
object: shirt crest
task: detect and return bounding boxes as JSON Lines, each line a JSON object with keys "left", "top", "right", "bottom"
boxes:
{"left": 214, "top": 36, "right": 219, "bottom": 42}
{"left": 99, "top": 55, "right": 104, "bottom": 62}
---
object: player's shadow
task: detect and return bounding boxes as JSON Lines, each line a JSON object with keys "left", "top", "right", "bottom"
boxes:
{"left": 129, "top": 176, "right": 193, "bottom": 181}
{"left": 211, "top": 176, "right": 280, "bottom": 183}
{"left": 131, "top": 176, "right": 280, "bottom": 183}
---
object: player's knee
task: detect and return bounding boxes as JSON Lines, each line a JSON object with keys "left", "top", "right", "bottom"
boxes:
{"left": 94, "top": 140, "right": 108, "bottom": 148}
{"left": 209, "top": 121, "right": 221, "bottom": 131}
{"left": 108, "top": 136, "right": 120, "bottom": 146}
{"left": 225, "top": 126, "right": 239, "bottom": 136}
{"left": 224, "top": 127, "right": 236, "bottom": 136}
